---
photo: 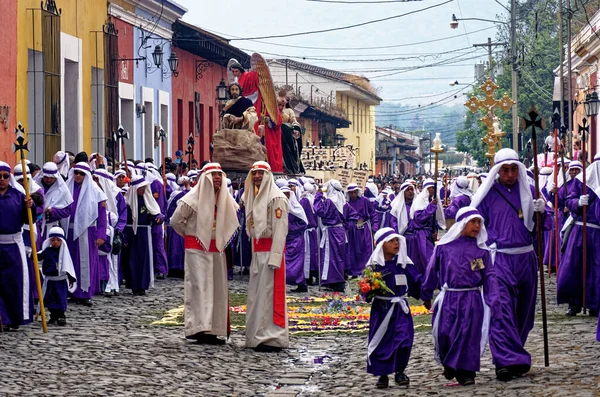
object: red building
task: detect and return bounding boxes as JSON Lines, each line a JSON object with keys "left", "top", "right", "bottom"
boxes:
{"left": 0, "top": 0, "right": 17, "bottom": 165}
{"left": 171, "top": 21, "right": 250, "bottom": 163}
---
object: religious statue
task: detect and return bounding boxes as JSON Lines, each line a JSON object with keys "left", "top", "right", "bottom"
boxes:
{"left": 278, "top": 92, "right": 304, "bottom": 174}
{"left": 222, "top": 83, "right": 258, "bottom": 132}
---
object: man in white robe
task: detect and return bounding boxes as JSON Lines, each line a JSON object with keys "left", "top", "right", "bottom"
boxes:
{"left": 243, "top": 161, "right": 289, "bottom": 352}
{"left": 170, "top": 163, "right": 239, "bottom": 345}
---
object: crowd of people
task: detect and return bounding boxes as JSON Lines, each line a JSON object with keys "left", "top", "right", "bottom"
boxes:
{"left": 1, "top": 145, "right": 599, "bottom": 389}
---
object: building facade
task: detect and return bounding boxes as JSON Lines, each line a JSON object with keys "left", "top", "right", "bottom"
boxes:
{"left": 0, "top": 0, "right": 17, "bottom": 165}
{"left": 268, "top": 59, "right": 381, "bottom": 171}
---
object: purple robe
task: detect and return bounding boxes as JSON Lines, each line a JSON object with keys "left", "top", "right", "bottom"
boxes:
{"left": 299, "top": 197, "right": 319, "bottom": 275}
{"left": 314, "top": 192, "right": 359, "bottom": 285}
{"left": 98, "top": 234, "right": 112, "bottom": 288}
{"left": 443, "top": 195, "right": 471, "bottom": 220}
{"left": 422, "top": 236, "right": 496, "bottom": 372}
{"left": 405, "top": 201, "right": 437, "bottom": 275}
{"left": 124, "top": 196, "right": 163, "bottom": 291}
{"left": 347, "top": 196, "right": 375, "bottom": 277}
{"left": 235, "top": 188, "right": 252, "bottom": 270}
{"left": 285, "top": 214, "right": 308, "bottom": 286}
{"left": 150, "top": 180, "right": 168, "bottom": 276}
{"left": 166, "top": 189, "right": 188, "bottom": 272}
{"left": 67, "top": 183, "right": 107, "bottom": 300}
{"left": 557, "top": 179, "right": 600, "bottom": 311}
{"left": 372, "top": 200, "right": 395, "bottom": 233}
{"left": 0, "top": 186, "right": 34, "bottom": 326}
{"left": 476, "top": 181, "right": 552, "bottom": 369}
{"left": 367, "top": 259, "right": 422, "bottom": 376}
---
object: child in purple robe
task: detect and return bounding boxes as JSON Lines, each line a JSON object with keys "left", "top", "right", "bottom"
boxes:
{"left": 38, "top": 227, "right": 76, "bottom": 326}
{"left": 422, "top": 207, "right": 497, "bottom": 386}
{"left": 365, "top": 227, "right": 423, "bottom": 389}
{"left": 281, "top": 186, "right": 308, "bottom": 292}
{"left": 372, "top": 189, "right": 395, "bottom": 233}
{"left": 443, "top": 176, "right": 472, "bottom": 221}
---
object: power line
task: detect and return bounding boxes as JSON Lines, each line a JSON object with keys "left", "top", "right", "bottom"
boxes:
{"left": 306, "top": 0, "right": 426, "bottom": 3}
{"left": 200, "top": 23, "right": 497, "bottom": 51}
{"left": 225, "top": 0, "right": 453, "bottom": 41}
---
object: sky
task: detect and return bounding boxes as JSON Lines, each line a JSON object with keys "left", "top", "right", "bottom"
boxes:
{"left": 175, "top": 0, "right": 508, "bottom": 109}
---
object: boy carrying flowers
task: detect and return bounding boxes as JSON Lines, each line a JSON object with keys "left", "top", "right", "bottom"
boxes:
{"left": 421, "top": 206, "right": 498, "bottom": 386}
{"left": 364, "top": 227, "right": 424, "bottom": 389}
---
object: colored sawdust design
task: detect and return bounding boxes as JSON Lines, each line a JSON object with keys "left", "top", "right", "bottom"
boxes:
{"left": 153, "top": 293, "right": 432, "bottom": 335}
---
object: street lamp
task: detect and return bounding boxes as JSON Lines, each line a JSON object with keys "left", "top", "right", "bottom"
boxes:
{"left": 152, "top": 45, "right": 163, "bottom": 69}
{"left": 216, "top": 79, "right": 228, "bottom": 102}
{"left": 450, "top": 13, "right": 508, "bottom": 29}
{"left": 167, "top": 52, "right": 179, "bottom": 76}
{"left": 584, "top": 92, "right": 600, "bottom": 117}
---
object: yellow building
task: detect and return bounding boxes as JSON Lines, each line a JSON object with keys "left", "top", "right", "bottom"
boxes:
{"left": 16, "top": 0, "right": 109, "bottom": 163}
{"left": 268, "top": 59, "right": 381, "bottom": 171}
{"left": 336, "top": 91, "right": 379, "bottom": 170}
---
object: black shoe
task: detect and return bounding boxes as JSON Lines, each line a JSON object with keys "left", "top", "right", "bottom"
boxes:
{"left": 156, "top": 273, "right": 166, "bottom": 280}
{"left": 196, "top": 333, "right": 225, "bottom": 345}
{"left": 376, "top": 375, "right": 389, "bottom": 389}
{"left": 291, "top": 284, "right": 308, "bottom": 293}
{"left": 566, "top": 306, "right": 582, "bottom": 316}
{"left": 394, "top": 372, "right": 410, "bottom": 386}
{"left": 509, "top": 364, "right": 530, "bottom": 377}
{"left": 242, "top": 268, "right": 250, "bottom": 276}
{"left": 459, "top": 377, "right": 475, "bottom": 386}
{"left": 133, "top": 290, "right": 146, "bottom": 296}
{"left": 496, "top": 367, "right": 512, "bottom": 382}
{"left": 254, "top": 344, "right": 282, "bottom": 353}
{"left": 112, "top": 290, "right": 120, "bottom": 297}
{"left": 81, "top": 299, "right": 93, "bottom": 307}
{"left": 443, "top": 366, "right": 456, "bottom": 380}
{"left": 57, "top": 317, "right": 67, "bottom": 326}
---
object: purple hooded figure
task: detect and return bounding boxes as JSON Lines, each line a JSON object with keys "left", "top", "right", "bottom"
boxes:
{"left": 470, "top": 148, "right": 552, "bottom": 382}
{"left": 366, "top": 227, "right": 423, "bottom": 389}
{"left": 346, "top": 183, "right": 375, "bottom": 277}
{"left": 364, "top": 178, "right": 379, "bottom": 203}
{"left": 422, "top": 207, "right": 498, "bottom": 386}
{"left": 281, "top": 185, "right": 308, "bottom": 292}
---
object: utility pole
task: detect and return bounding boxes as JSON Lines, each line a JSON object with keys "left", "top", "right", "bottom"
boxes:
{"left": 511, "top": 0, "right": 519, "bottom": 151}
{"left": 559, "top": 0, "right": 565, "bottom": 125}
{"left": 473, "top": 38, "right": 508, "bottom": 80}
{"left": 567, "top": 0, "right": 574, "bottom": 157}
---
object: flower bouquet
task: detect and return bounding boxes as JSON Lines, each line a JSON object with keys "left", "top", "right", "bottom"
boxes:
{"left": 358, "top": 266, "right": 394, "bottom": 302}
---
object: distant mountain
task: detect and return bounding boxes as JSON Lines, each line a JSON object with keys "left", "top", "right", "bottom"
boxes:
{"left": 375, "top": 103, "right": 466, "bottom": 146}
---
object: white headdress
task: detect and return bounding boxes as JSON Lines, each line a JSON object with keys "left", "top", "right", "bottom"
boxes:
{"left": 410, "top": 178, "right": 445, "bottom": 229}
{"left": 470, "top": 148, "right": 534, "bottom": 231}
{"left": 34, "top": 162, "right": 73, "bottom": 224}
{"left": 94, "top": 168, "right": 121, "bottom": 216}
{"left": 242, "top": 161, "right": 287, "bottom": 238}
{"left": 301, "top": 182, "right": 315, "bottom": 207}
{"left": 41, "top": 226, "right": 77, "bottom": 293}
{"left": 449, "top": 175, "right": 473, "bottom": 199}
{"left": 436, "top": 206, "right": 488, "bottom": 250}
{"left": 124, "top": 175, "right": 161, "bottom": 234}
{"left": 14, "top": 163, "right": 42, "bottom": 194}
{"left": 64, "top": 162, "right": 108, "bottom": 239}
{"left": 281, "top": 186, "right": 308, "bottom": 224}
{"left": 367, "top": 227, "right": 413, "bottom": 269}
{"left": 53, "top": 151, "right": 70, "bottom": 178}
{"left": 390, "top": 182, "right": 413, "bottom": 234}
{"left": 578, "top": 153, "right": 600, "bottom": 196}
{"left": 0, "top": 161, "right": 25, "bottom": 194}
{"left": 180, "top": 163, "right": 240, "bottom": 252}
{"left": 326, "top": 179, "right": 346, "bottom": 214}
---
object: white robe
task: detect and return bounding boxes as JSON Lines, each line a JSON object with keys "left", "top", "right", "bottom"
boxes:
{"left": 170, "top": 201, "right": 229, "bottom": 338}
{"left": 245, "top": 196, "right": 290, "bottom": 348}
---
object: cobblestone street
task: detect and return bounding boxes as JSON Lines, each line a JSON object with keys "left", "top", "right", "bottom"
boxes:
{"left": 1, "top": 275, "right": 599, "bottom": 397}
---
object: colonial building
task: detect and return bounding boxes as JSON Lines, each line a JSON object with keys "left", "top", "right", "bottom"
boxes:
{"left": 0, "top": 0, "right": 17, "bottom": 165}
{"left": 375, "top": 126, "right": 422, "bottom": 177}
{"left": 171, "top": 21, "right": 249, "bottom": 163}
{"left": 267, "top": 59, "right": 381, "bottom": 170}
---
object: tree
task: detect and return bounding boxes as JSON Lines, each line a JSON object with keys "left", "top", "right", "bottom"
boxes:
{"left": 456, "top": 110, "right": 488, "bottom": 166}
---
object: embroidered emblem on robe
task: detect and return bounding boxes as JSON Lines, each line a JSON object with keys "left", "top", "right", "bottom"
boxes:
{"left": 275, "top": 208, "right": 283, "bottom": 219}
{"left": 470, "top": 258, "right": 485, "bottom": 271}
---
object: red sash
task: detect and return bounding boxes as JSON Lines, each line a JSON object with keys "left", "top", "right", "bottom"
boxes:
{"left": 253, "top": 238, "right": 286, "bottom": 328}
{"left": 184, "top": 236, "right": 220, "bottom": 253}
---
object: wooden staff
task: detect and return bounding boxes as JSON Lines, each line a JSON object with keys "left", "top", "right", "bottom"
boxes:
{"left": 12, "top": 123, "right": 47, "bottom": 333}
{"left": 552, "top": 111, "right": 560, "bottom": 278}
{"left": 431, "top": 144, "right": 444, "bottom": 240}
{"left": 579, "top": 118, "right": 590, "bottom": 314}
{"left": 522, "top": 106, "right": 550, "bottom": 367}
{"left": 159, "top": 127, "right": 167, "bottom": 196}
{"left": 443, "top": 169, "right": 450, "bottom": 207}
